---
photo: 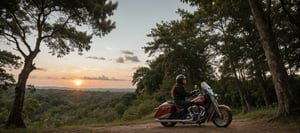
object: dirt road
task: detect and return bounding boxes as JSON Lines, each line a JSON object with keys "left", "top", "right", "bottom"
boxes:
{"left": 80, "top": 119, "right": 299, "bottom": 133}
{"left": 44, "top": 119, "right": 299, "bottom": 133}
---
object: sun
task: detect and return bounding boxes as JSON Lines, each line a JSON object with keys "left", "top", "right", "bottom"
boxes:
{"left": 74, "top": 79, "right": 82, "bottom": 87}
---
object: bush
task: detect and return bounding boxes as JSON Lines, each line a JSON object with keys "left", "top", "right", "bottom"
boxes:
{"left": 137, "top": 99, "right": 159, "bottom": 117}
{"left": 115, "top": 103, "right": 127, "bottom": 115}
{"left": 122, "top": 106, "right": 139, "bottom": 121}
{"left": 100, "top": 108, "right": 119, "bottom": 122}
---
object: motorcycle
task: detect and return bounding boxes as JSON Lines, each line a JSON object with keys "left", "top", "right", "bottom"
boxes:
{"left": 154, "top": 82, "right": 232, "bottom": 127}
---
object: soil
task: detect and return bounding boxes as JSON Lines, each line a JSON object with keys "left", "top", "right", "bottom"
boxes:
{"left": 44, "top": 119, "right": 300, "bottom": 133}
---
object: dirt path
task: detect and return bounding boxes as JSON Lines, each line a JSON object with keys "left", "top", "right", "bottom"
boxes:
{"left": 45, "top": 119, "right": 300, "bottom": 133}
{"left": 86, "top": 120, "right": 297, "bottom": 133}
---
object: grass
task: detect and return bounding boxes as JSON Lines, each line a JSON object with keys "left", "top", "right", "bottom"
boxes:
{"left": 0, "top": 128, "right": 44, "bottom": 133}
{"left": 233, "top": 106, "right": 278, "bottom": 121}
{"left": 0, "top": 113, "right": 156, "bottom": 133}
{"left": 233, "top": 106, "right": 300, "bottom": 130}
{"left": 88, "top": 112, "right": 155, "bottom": 127}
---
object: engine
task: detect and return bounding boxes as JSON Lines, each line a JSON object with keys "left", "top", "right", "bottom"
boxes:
{"left": 188, "top": 105, "right": 206, "bottom": 117}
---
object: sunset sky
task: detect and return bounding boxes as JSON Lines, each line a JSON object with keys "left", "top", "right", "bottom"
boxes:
{"left": 2, "top": 0, "right": 195, "bottom": 89}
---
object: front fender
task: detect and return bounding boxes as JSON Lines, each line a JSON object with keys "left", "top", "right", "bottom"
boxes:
{"left": 208, "top": 105, "right": 232, "bottom": 121}
{"left": 218, "top": 105, "right": 231, "bottom": 111}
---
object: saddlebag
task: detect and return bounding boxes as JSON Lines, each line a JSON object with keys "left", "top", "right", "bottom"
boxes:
{"left": 154, "top": 101, "right": 176, "bottom": 119}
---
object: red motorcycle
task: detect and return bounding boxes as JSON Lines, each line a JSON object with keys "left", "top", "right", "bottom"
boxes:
{"left": 154, "top": 82, "right": 232, "bottom": 127}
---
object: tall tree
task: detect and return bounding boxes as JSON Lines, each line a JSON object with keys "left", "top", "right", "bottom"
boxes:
{"left": 247, "top": 0, "right": 298, "bottom": 116}
{"left": 0, "top": 0, "right": 117, "bottom": 128}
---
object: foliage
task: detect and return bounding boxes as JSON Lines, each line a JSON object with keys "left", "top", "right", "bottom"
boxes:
{"left": 1, "top": 0, "right": 118, "bottom": 57}
{"left": 0, "top": 89, "right": 138, "bottom": 128}
{"left": 0, "top": 50, "right": 21, "bottom": 90}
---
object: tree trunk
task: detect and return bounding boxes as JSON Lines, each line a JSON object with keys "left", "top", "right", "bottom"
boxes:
{"left": 224, "top": 46, "right": 250, "bottom": 112}
{"left": 6, "top": 57, "right": 36, "bottom": 128}
{"left": 257, "top": 75, "right": 270, "bottom": 107}
{"left": 230, "top": 61, "right": 250, "bottom": 112}
{"left": 253, "top": 58, "right": 270, "bottom": 106}
{"left": 248, "top": 0, "right": 295, "bottom": 116}
{"left": 239, "top": 68, "right": 252, "bottom": 111}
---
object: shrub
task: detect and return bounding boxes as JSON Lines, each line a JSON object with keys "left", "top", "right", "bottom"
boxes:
{"left": 122, "top": 106, "right": 139, "bottom": 121}
{"left": 137, "top": 99, "right": 159, "bottom": 117}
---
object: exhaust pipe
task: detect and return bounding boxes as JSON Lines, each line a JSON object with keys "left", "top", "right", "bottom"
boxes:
{"left": 155, "top": 118, "right": 196, "bottom": 123}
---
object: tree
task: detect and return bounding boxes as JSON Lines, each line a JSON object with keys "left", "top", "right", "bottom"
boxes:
{"left": 132, "top": 67, "right": 150, "bottom": 94}
{"left": 145, "top": 19, "right": 213, "bottom": 86}
{"left": 247, "top": 0, "right": 298, "bottom": 117}
{"left": 132, "top": 56, "right": 165, "bottom": 95}
{"left": 0, "top": 0, "right": 117, "bottom": 128}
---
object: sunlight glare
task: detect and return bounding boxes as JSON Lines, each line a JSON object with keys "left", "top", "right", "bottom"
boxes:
{"left": 74, "top": 79, "right": 82, "bottom": 87}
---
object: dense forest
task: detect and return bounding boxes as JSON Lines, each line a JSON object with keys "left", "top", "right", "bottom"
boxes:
{"left": 0, "top": 89, "right": 143, "bottom": 128}
{"left": 1, "top": 0, "right": 300, "bottom": 129}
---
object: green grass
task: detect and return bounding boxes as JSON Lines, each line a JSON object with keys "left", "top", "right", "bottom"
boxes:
{"left": 233, "top": 106, "right": 278, "bottom": 120}
{"left": 88, "top": 112, "right": 155, "bottom": 127}
{"left": 0, "top": 112, "right": 156, "bottom": 133}
{"left": 233, "top": 107, "right": 300, "bottom": 131}
{"left": 0, "top": 128, "right": 43, "bottom": 133}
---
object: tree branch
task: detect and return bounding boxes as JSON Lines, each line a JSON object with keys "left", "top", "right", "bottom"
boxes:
{"left": 11, "top": 13, "right": 33, "bottom": 53}
{"left": 35, "top": 0, "right": 47, "bottom": 53}
{"left": 33, "top": 2, "right": 58, "bottom": 56}
{"left": 3, "top": 32, "right": 27, "bottom": 57}
{"left": 40, "top": 14, "right": 73, "bottom": 41}
{"left": 3, "top": 35, "right": 17, "bottom": 44}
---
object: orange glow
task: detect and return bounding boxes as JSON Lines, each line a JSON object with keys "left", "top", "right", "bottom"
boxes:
{"left": 28, "top": 78, "right": 133, "bottom": 89}
{"left": 74, "top": 79, "right": 82, "bottom": 87}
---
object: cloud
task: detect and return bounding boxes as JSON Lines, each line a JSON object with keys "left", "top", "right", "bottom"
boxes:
{"left": 83, "top": 75, "right": 109, "bottom": 80}
{"left": 116, "top": 57, "right": 124, "bottom": 63}
{"left": 118, "top": 50, "right": 140, "bottom": 63}
{"left": 125, "top": 56, "right": 140, "bottom": 63}
{"left": 35, "top": 67, "right": 47, "bottom": 71}
{"left": 87, "top": 56, "right": 106, "bottom": 60}
{"left": 121, "top": 50, "right": 134, "bottom": 55}
{"left": 82, "top": 75, "right": 129, "bottom": 81}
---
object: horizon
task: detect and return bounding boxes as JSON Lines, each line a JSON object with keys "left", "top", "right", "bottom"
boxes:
{"left": 36, "top": 85, "right": 135, "bottom": 90}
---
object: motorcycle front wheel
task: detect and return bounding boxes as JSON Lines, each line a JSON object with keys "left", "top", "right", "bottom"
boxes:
{"left": 212, "top": 108, "right": 232, "bottom": 127}
{"left": 160, "top": 122, "right": 177, "bottom": 127}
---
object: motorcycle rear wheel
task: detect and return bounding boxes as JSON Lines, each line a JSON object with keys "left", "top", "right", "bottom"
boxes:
{"left": 160, "top": 122, "right": 177, "bottom": 127}
{"left": 212, "top": 108, "right": 232, "bottom": 127}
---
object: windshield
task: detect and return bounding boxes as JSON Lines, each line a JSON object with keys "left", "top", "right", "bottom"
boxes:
{"left": 201, "top": 82, "right": 214, "bottom": 95}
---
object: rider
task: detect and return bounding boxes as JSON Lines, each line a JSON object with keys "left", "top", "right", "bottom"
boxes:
{"left": 171, "top": 74, "right": 196, "bottom": 109}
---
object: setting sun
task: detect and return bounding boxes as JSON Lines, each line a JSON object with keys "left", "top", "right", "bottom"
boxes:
{"left": 74, "top": 79, "right": 82, "bottom": 87}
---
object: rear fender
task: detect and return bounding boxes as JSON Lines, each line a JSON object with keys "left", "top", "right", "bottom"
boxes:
{"left": 154, "top": 102, "right": 176, "bottom": 118}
